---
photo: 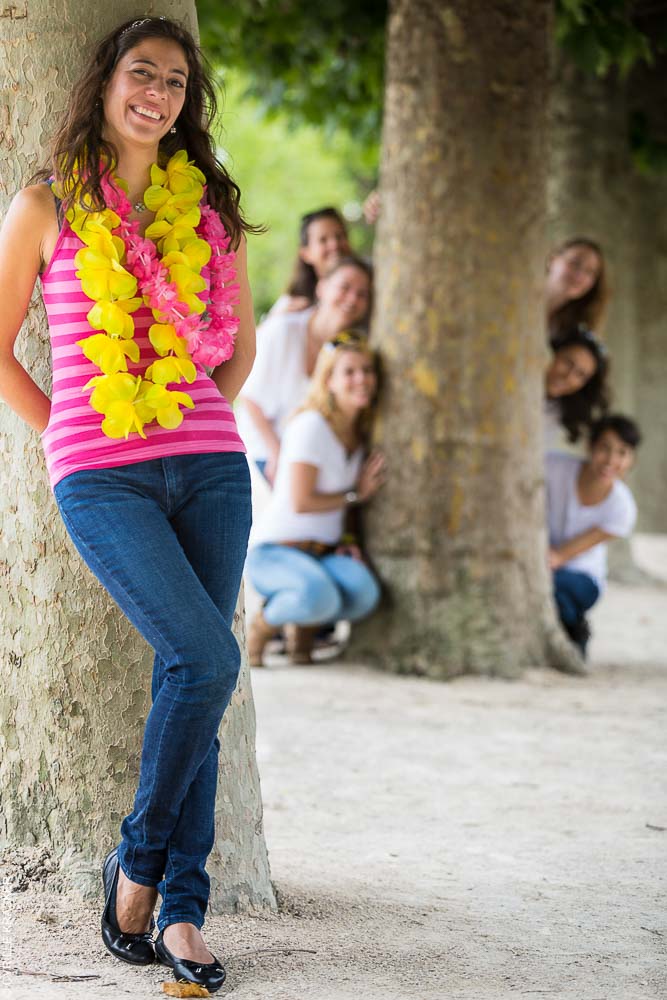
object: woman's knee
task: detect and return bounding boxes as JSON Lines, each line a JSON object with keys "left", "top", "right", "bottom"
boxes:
{"left": 169, "top": 621, "right": 241, "bottom": 703}
{"left": 304, "top": 575, "right": 342, "bottom": 623}
{"left": 345, "top": 571, "right": 381, "bottom": 621}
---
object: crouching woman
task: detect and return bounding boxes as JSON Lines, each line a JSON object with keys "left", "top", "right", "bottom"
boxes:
{"left": 246, "top": 334, "right": 385, "bottom": 665}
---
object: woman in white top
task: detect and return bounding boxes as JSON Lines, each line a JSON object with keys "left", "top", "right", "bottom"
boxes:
{"left": 546, "top": 413, "right": 640, "bottom": 656}
{"left": 246, "top": 333, "right": 385, "bottom": 665}
{"left": 237, "top": 255, "right": 372, "bottom": 483}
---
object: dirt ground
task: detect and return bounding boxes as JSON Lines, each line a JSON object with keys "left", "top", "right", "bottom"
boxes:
{"left": 1, "top": 535, "right": 665, "bottom": 1000}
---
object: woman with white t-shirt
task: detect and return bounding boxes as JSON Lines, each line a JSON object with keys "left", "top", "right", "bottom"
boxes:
{"left": 245, "top": 334, "right": 385, "bottom": 666}
{"left": 546, "top": 414, "right": 640, "bottom": 656}
{"left": 237, "top": 256, "right": 372, "bottom": 484}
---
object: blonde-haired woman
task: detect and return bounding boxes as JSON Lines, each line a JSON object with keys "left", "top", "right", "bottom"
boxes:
{"left": 246, "top": 333, "right": 385, "bottom": 666}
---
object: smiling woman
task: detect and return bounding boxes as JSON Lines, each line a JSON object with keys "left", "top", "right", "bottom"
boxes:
{"left": 237, "top": 254, "right": 373, "bottom": 484}
{"left": 0, "top": 14, "right": 260, "bottom": 994}
{"left": 104, "top": 42, "right": 188, "bottom": 145}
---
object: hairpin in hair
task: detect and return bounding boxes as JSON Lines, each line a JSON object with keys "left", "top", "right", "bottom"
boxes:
{"left": 120, "top": 16, "right": 165, "bottom": 37}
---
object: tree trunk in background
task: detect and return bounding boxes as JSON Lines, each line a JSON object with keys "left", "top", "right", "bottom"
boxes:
{"left": 351, "top": 0, "right": 580, "bottom": 679}
{"left": 629, "top": 55, "right": 667, "bottom": 537}
{"left": 0, "top": 0, "right": 275, "bottom": 911}
{"left": 549, "top": 51, "right": 667, "bottom": 584}
{"left": 548, "top": 55, "right": 638, "bottom": 420}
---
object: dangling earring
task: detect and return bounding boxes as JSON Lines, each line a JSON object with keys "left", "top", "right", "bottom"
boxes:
{"left": 169, "top": 125, "right": 177, "bottom": 134}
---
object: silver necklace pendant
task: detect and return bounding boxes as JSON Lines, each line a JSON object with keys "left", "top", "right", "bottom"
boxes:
{"left": 133, "top": 200, "right": 147, "bottom": 213}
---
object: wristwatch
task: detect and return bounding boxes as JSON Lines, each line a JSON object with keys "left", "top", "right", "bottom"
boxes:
{"left": 344, "top": 490, "right": 359, "bottom": 505}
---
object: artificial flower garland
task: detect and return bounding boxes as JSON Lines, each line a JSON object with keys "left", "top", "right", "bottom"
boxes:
{"left": 58, "top": 151, "right": 239, "bottom": 440}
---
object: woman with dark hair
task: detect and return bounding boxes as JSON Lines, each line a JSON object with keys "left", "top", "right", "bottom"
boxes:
{"left": 544, "top": 328, "right": 610, "bottom": 448}
{"left": 546, "top": 237, "right": 608, "bottom": 340}
{"left": 0, "top": 15, "right": 257, "bottom": 992}
{"left": 269, "top": 206, "right": 351, "bottom": 315}
{"left": 547, "top": 414, "right": 640, "bottom": 656}
{"left": 238, "top": 254, "right": 373, "bottom": 483}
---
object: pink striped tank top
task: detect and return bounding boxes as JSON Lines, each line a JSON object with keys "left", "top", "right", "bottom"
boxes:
{"left": 40, "top": 218, "right": 245, "bottom": 491}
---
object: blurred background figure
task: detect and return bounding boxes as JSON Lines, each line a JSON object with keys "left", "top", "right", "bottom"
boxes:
{"left": 246, "top": 335, "right": 385, "bottom": 667}
{"left": 547, "top": 414, "right": 640, "bottom": 656}
{"left": 269, "top": 207, "right": 352, "bottom": 315}
{"left": 546, "top": 237, "right": 608, "bottom": 341}
{"left": 238, "top": 255, "right": 373, "bottom": 484}
{"left": 544, "top": 327, "right": 610, "bottom": 451}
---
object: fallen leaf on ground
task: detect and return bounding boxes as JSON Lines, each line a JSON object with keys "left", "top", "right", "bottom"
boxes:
{"left": 162, "top": 982, "right": 211, "bottom": 997}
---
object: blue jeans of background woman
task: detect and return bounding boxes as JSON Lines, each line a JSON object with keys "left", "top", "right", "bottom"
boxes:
{"left": 54, "top": 452, "right": 252, "bottom": 931}
{"left": 246, "top": 543, "right": 380, "bottom": 626}
{"left": 553, "top": 567, "right": 600, "bottom": 626}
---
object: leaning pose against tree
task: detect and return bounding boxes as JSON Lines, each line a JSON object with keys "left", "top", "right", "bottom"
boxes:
{"left": 246, "top": 334, "right": 385, "bottom": 666}
{"left": 0, "top": 16, "right": 257, "bottom": 994}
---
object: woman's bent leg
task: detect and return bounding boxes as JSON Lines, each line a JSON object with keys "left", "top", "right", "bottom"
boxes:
{"left": 320, "top": 554, "right": 381, "bottom": 622}
{"left": 54, "top": 455, "right": 251, "bottom": 929}
{"left": 246, "top": 544, "right": 342, "bottom": 626}
{"left": 553, "top": 568, "right": 600, "bottom": 626}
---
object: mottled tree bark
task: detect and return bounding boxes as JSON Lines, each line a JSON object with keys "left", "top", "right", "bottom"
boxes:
{"left": 0, "top": 0, "right": 275, "bottom": 911}
{"left": 351, "top": 0, "right": 580, "bottom": 678}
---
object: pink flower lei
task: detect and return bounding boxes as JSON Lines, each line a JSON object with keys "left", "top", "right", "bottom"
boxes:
{"left": 101, "top": 174, "right": 239, "bottom": 368}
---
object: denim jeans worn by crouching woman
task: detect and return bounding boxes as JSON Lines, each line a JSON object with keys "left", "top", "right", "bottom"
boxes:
{"left": 553, "top": 567, "right": 600, "bottom": 626}
{"left": 246, "top": 543, "right": 380, "bottom": 626}
{"left": 54, "top": 453, "right": 252, "bottom": 931}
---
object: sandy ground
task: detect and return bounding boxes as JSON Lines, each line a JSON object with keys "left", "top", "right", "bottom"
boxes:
{"left": 1, "top": 535, "right": 666, "bottom": 1000}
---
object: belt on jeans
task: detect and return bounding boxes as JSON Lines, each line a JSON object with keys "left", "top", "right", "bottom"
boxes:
{"left": 281, "top": 540, "right": 337, "bottom": 557}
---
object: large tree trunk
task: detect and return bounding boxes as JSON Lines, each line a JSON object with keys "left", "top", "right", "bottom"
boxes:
{"left": 548, "top": 51, "right": 667, "bottom": 582}
{"left": 352, "top": 0, "right": 580, "bottom": 679}
{"left": 0, "top": 1, "right": 275, "bottom": 911}
{"left": 629, "top": 54, "right": 667, "bottom": 537}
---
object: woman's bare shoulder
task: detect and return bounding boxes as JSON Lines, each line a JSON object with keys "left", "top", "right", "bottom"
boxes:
{"left": 1, "top": 183, "right": 60, "bottom": 274}
{"left": 11, "top": 182, "right": 58, "bottom": 220}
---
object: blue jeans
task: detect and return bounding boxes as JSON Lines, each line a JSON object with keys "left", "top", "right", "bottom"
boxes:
{"left": 54, "top": 453, "right": 252, "bottom": 931}
{"left": 553, "top": 567, "right": 600, "bottom": 626}
{"left": 246, "top": 543, "right": 380, "bottom": 626}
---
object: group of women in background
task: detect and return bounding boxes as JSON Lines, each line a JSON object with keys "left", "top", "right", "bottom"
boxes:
{"left": 240, "top": 210, "right": 632, "bottom": 666}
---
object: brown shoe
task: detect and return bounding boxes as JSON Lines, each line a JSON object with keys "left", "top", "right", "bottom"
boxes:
{"left": 286, "top": 625, "right": 318, "bottom": 665}
{"left": 247, "top": 610, "right": 278, "bottom": 667}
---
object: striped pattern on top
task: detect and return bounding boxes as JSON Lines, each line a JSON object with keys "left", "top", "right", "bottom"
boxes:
{"left": 40, "top": 221, "right": 245, "bottom": 491}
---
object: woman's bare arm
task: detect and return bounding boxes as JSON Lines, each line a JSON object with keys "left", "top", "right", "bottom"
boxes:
{"left": 549, "top": 527, "right": 614, "bottom": 569}
{"left": 0, "top": 185, "right": 57, "bottom": 432}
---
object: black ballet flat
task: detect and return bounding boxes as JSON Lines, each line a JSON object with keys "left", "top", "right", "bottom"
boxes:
{"left": 155, "top": 929, "right": 226, "bottom": 993}
{"left": 101, "top": 848, "right": 155, "bottom": 966}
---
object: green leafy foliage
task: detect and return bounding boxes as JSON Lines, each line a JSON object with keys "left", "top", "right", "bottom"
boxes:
{"left": 629, "top": 111, "right": 667, "bottom": 176}
{"left": 198, "top": 0, "right": 386, "bottom": 153}
{"left": 555, "top": 0, "right": 654, "bottom": 77}
{"left": 215, "top": 71, "right": 376, "bottom": 318}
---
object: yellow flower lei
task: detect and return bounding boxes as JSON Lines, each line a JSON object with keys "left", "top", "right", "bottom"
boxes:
{"left": 63, "top": 151, "right": 216, "bottom": 440}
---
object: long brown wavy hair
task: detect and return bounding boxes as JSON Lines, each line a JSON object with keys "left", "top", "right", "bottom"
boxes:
{"left": 547, "top": 237, "right": 609, "bottom": 339}
{"left": 31, "top": 16, "right": 258, "bottom": 247}
{"left": 547, "top": 328, "right": 611, "bottom": 443}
